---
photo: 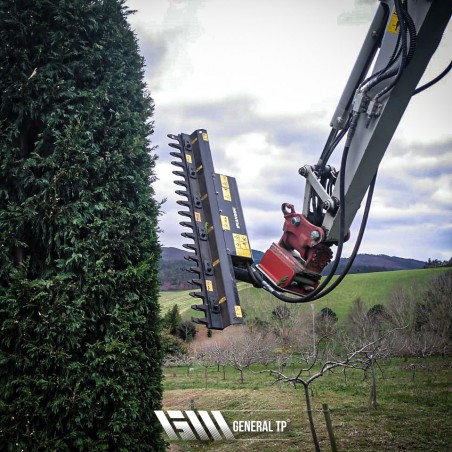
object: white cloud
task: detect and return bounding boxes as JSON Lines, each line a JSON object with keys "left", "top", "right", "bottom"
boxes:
{"left": 126, "top": 0, "right": 452, "bottom": 260}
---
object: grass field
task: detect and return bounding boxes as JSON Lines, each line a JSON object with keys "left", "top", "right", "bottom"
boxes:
{"left": 159, "top": 268, "right": 451, "bottom": 450}
{"left": 162, "top": 356, "right": 452, "bottom": 451}
{"left": 159, "top": 267, "right": 448, "bottom": 321}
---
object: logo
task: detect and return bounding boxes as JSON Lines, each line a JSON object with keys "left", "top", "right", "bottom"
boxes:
{"left": 155, "top": 410, "right": 235, "bottom": 441}
{"left": 232, "top": 207, "right": 241, "bottom": 229}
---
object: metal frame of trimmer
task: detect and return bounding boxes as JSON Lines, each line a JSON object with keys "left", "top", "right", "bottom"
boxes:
{"left": 169, "top": 130, "right": 253, "bottom": 329}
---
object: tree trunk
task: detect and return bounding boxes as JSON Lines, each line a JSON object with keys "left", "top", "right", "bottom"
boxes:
{"left": 303, "top": 383, "right": 320, "bottom": 452}
{"left": 368, "top": 359, "right": 378, "bottom": 410}
{"left": 13, "top": 246, "right": 24, "bottom": 268}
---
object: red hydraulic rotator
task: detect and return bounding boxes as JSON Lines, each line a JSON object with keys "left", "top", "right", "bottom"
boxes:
{"left": 258, "top": 203, "right": 333, "bottom": 295}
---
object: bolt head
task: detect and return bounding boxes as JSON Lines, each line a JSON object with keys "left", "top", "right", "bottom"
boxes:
{"left": 291, "top": 216, "right": 301, "bottom": 226}
{"left": 311, "top": 230, "right": 321, "bottom": 241}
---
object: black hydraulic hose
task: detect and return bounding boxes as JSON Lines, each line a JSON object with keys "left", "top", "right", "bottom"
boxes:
{"left": 249, "top": 128, "right": 377, "bottom": 304}
{"left": 306, "top": 171, "right": 377, "bottom": 300}
{"left": 318, "top": 128, "right": 339, "bottom": 167}
{"left": 256, "top": 115, "right": 359, "bottom": 304}
{"left": 414, "top": 61, "right": 452, "bottom": 95}
{"left": 319, "top": 3, "right": 389, "bottom": 167}
{"left": 361, "top": 0, "right": 416, "bottom": 100}
{"left": 399, "top": 0, "right": 417, "bottom": 66}
{"left": 247, "top": 168, "right": 377, "bottom": 301}
{"left": 374, "top": 0, "right": 408, "bottom": 101}
{"left": 246, "top": 263, "right": 264, "bottom": 290}
{"left": 359, "top": 32, "right": 402, "bottom": 93}
{"left": 319, "top": 114, "right": 352, "bottom": 171}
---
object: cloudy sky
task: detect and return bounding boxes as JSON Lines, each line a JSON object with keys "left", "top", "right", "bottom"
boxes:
{"left": 125, "top": 0, "right": 451, "bottom": 261}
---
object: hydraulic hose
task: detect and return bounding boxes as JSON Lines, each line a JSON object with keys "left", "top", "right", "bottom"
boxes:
{"left": 306, "top": 170, "right": 377, "bottom": 299}
{"left": 374, "top": 0, "right": 409, "bottom": 101}
{"left": 414, "top": 61, "right": 452, "bottom": 95}
{"left": 253, "top": 114, "right": 360, "bottom": 303}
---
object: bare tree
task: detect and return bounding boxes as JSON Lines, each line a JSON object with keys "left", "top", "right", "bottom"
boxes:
{"left": 271, "top": 304, "right": 294, "bottom": 347}
{"left": 210, "top": 341, "right": 230, "bottom": 380}
{"left": 340, "top": 330, "right": 397, "bottom": 410}
{"left": 192, "top": 347, "right": 214, "bottom": 389}
{"left": 222, "top": 329, "right": 270, "bottom": 383}
{"left": 386, "top": 272, "right": 452, "bottom": 357}
{"left": 168, "top": 351, "right": 194, "bottom": 376}
{"left": 261, "top": 331, "right": 401, "bottom": 452}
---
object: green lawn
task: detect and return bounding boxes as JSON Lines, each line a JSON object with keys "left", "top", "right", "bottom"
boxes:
{"left": 159, "top": 267, "right": 447, "bottom": 320}
{"left": 162, "top": 356, "right": 452, "bottom": 451}
{"left": 159, "top": 268, "right": 451, "bottom": 450}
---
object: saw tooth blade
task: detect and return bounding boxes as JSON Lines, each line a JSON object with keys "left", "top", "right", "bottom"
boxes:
{"left": 191, "top": 303, "right": 207, "bottom": 311}
{"left": 179, "top": 221, "right": 193, "bottom": 229}
{"left": 193, "top": 318, "right": 209, "bottom": 325}
{"left": 174, "top": 179, "right": 187, "bottom": 187}
{"left": 183, "top": 243, "right": 197, "bottom": 251}
{"left": 169, "top": 142, "right": 182, "bottom": 150}
{"left": 176, "top": 200, "right": 190, "bottom": 208}
{"left": 170, "top": 151, "right": 183, "bottom": 159}
{"left": 178, "top": 210, "right": 192, "bottom": 218}
{"left": 184, "top": 254, "right": 199, "bottom": 263}
{"left": 175, "top": 190, "right": 188, "bottom": 198}
{"left": 189, "top": 278, "right": 203, "bottom": 288}
{"left": 172, "top": 170, "right": 186, "bottom": 178}
{"left": 187, "top": 266, "right": 201, "bottom": 275}
{"left": 171, "top": 161, "right": 184, "bottom": 168}
{"left": 167, "top": 133, "right": 179, "bottom": 140}
{"left": 181, "top": 232, "right": 195, "bottom": 240}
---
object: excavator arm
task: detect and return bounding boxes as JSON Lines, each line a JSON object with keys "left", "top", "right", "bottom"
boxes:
{"left": 169, "top": 0, "right": 451, "bottom": 329}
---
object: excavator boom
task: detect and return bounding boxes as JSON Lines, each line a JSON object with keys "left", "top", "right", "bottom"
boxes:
{"left": 169, "top": 0, "right": 451, "bottom": 329}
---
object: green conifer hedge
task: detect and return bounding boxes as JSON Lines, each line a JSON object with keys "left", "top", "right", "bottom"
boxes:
{"left": 0, "top": 0, "right": 165, "bottom": 449}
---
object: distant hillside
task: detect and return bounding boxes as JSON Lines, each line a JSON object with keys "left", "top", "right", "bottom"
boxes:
{"left": 159, "top": 247, "right": 264, "bottom": 290}
{"left": 159, "top": 247, "right": 192, "bottom": 290}
{"left": 322, "top": 253, "right": 425, "bottom": 275}
{"left": 159, "top": 247, "right": 426, "bottom": 290}
{"left": 159, "top": 267, "right": 449, "bottom": 319}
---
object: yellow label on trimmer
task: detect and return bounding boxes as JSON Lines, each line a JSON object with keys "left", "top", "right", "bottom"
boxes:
{"left": 194, "top": 212, "right": 201, "bottom": 222}
{"left": 186, "top": 154, "right": 192, "bottom": 163}
{"left": 202, "top": 132, "right": 209, "bottom": 141}
{"left": 234, "top": 306, "right": 243, "bottom": 318}
{"left": 220, "top": 174, "right": 231, "bottom": 201}
{"left": 221, "top": 215, "right": 231, "bottom": 230}
{"left": 206, "top": 280, "right": 213, "bottom": 292}
{"left": 232, "top": 233, "right": 252, "bottom": 258}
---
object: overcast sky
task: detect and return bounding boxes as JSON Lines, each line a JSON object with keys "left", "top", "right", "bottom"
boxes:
{"left": 125, "top": 0, "right": 451, "bottom": 261}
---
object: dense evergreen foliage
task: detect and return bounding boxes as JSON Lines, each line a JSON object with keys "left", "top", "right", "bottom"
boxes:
{"left": 0, "top": 0, "right": 164, "bottom": 449}
{"left": 163, "top": 304, "right": 182, "bottom": 335}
